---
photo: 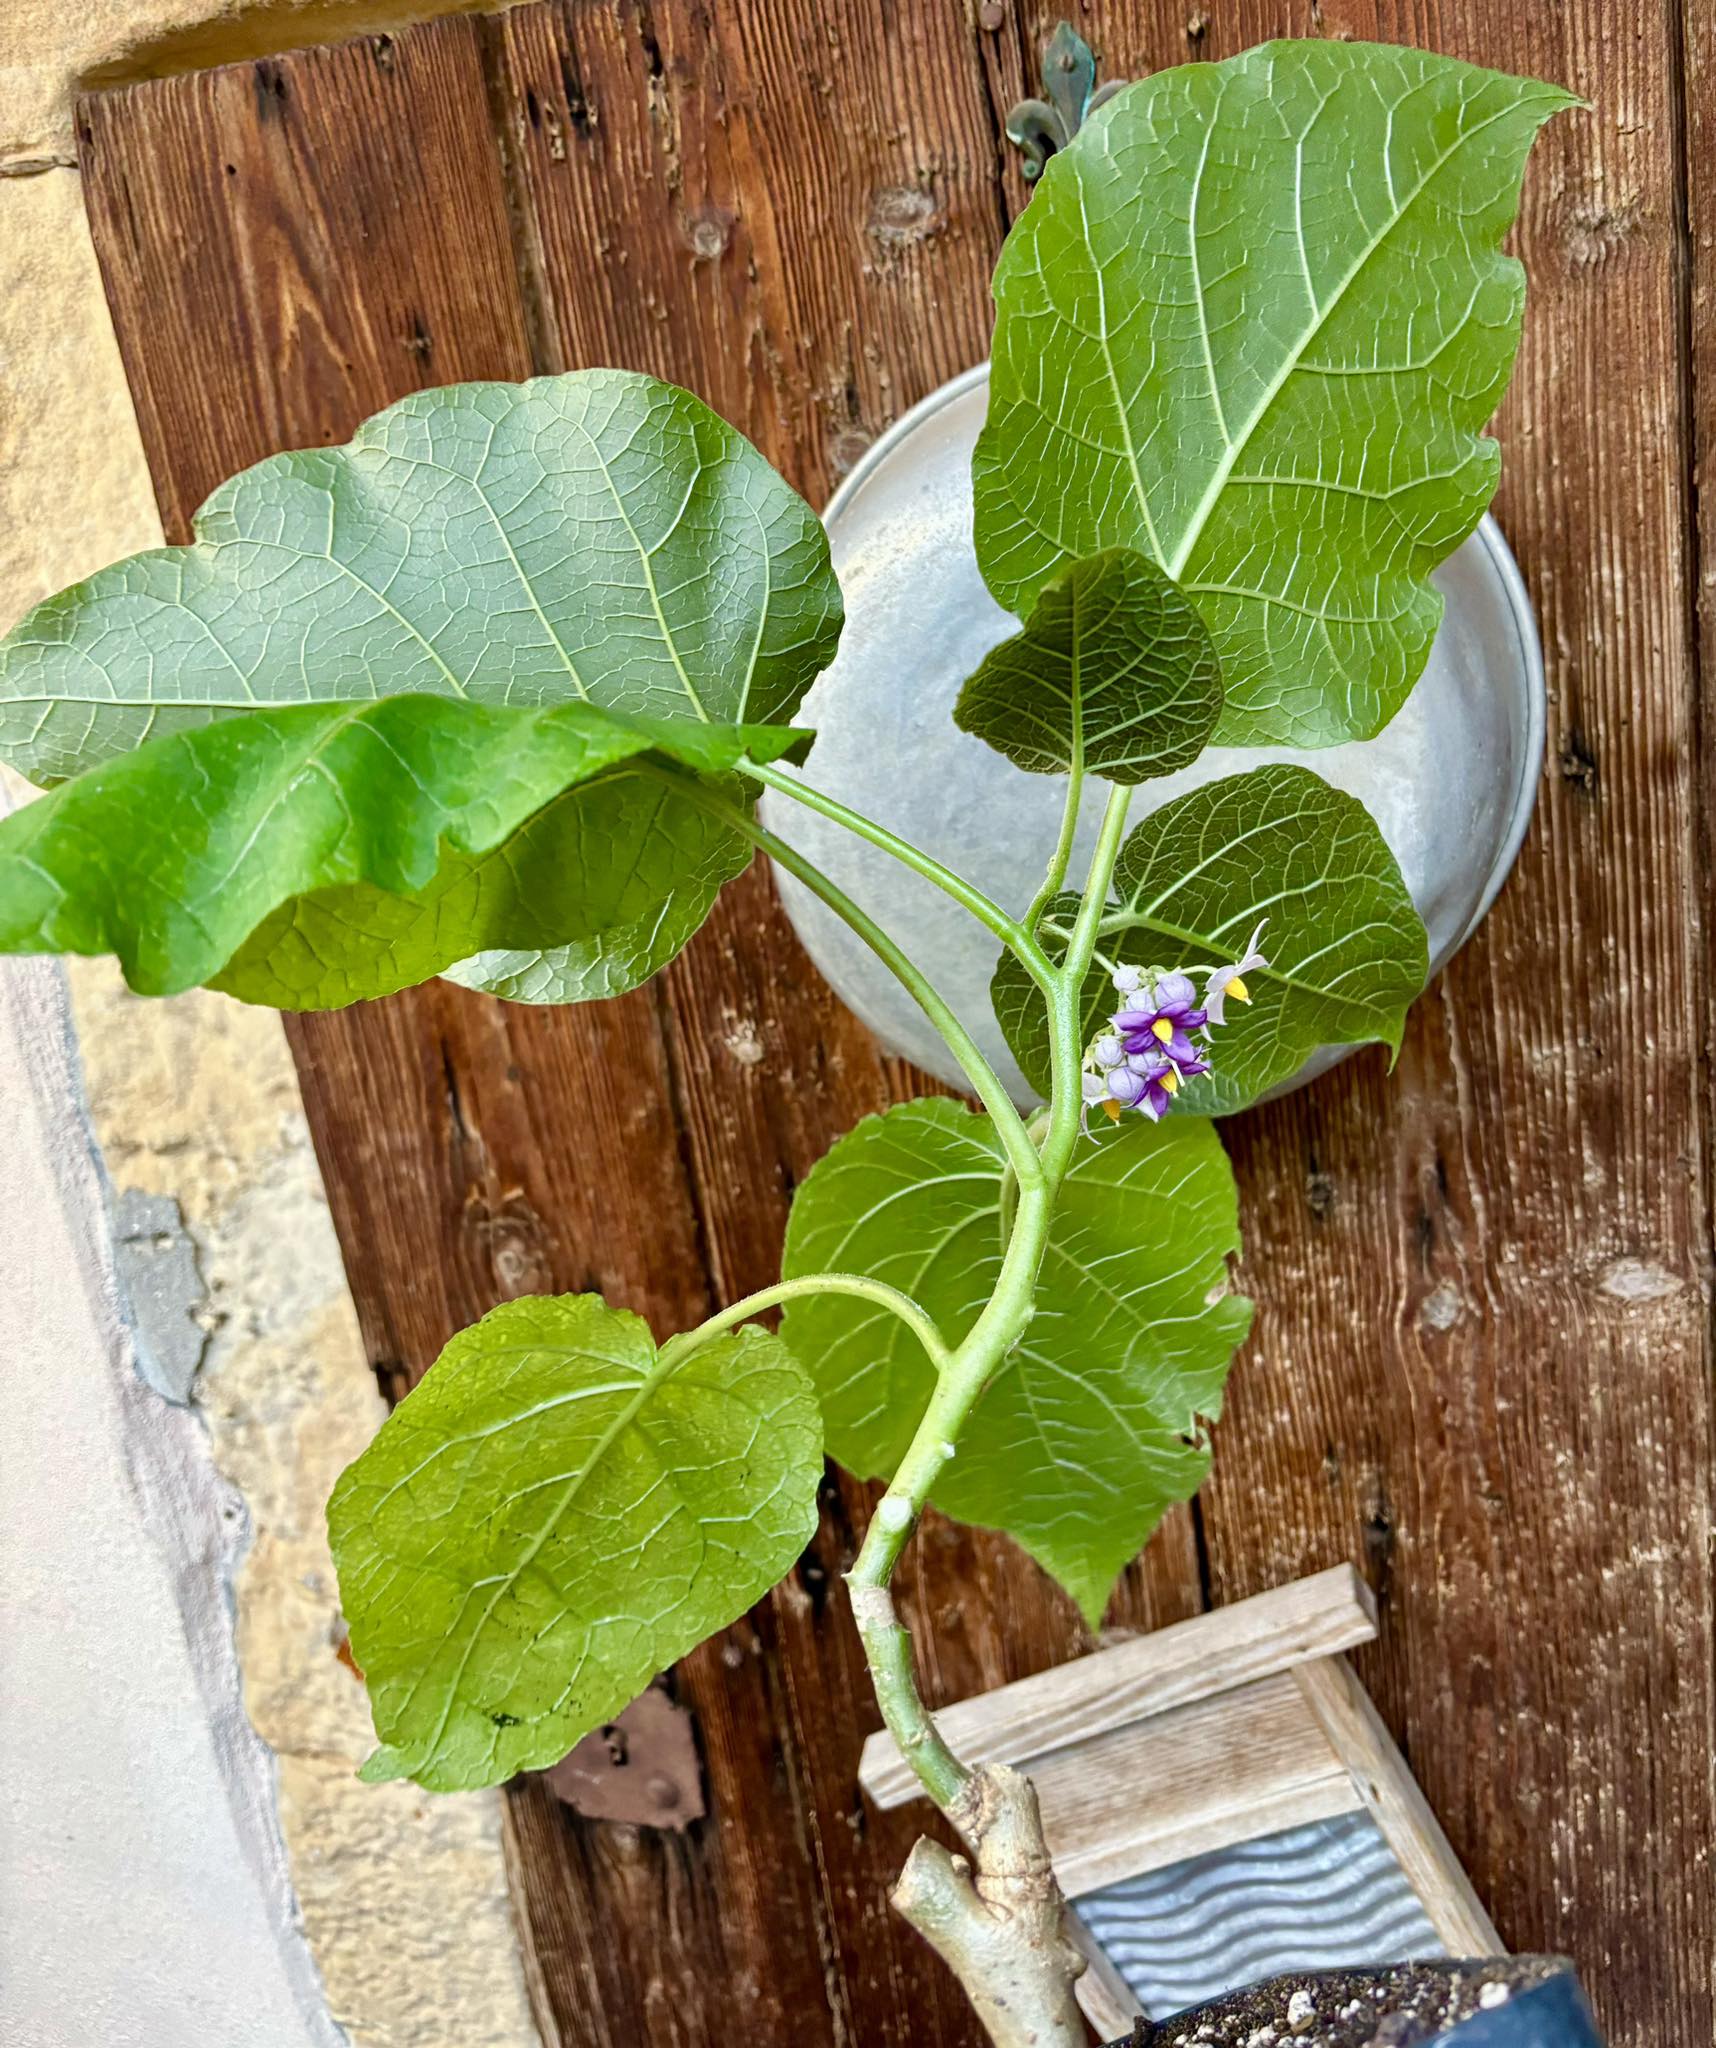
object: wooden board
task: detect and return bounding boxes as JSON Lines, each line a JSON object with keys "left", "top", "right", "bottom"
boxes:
{"left": 859, "top": 1565, "right": 1377, "bottom": 1807}
{"left": 74, "top": 5, "right": 1713, "bottom": 2045}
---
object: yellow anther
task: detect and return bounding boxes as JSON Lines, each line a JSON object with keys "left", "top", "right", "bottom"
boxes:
{"left": 1225, "top": 975, "right": 1251, "bottom": 1005}
{"left": 1102, "top": 1097, "right": 1123, "bottom": 1121}
{"left": 1151, "top": 1017, "right": 1175, "bottom": 1043}
{"left": 1160, "top": 1067, "right": 1180, "bottom": 1094}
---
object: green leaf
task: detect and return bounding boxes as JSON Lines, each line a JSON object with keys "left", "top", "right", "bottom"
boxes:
{"left": 0, "top": 371, "right": 841, "bottom": 783}
{"left": 780, "top": 1099, "right": 1250, "bottom": 1626}
{"left": 329, "top": 1294, "right": 821, "bottom": 1792}
{"left": 0, "top": 694, "right": 803, "bottom": 999}
{"left": 953, "top": 549, "right": 1222, "bottom": 783}
{"left": 0, "top": 371, "right": 839, "bottom": 1003}
{"left": 212, "top": 762, "right": 762, "bottom": 1010}
{"left": 974, "top": 42, "right": 1575, "bottom": 747}
{"left": 992, "top": 765, "right": 1428, "bottom": 1113}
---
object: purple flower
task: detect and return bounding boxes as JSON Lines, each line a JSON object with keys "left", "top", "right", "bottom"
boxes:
{"left": 1083, "top": 1042, "right": 1180, "bottom": 1123}
{"left": 1201, "top": 922, "right": 1270, "bottom": 1027}
{"left": 1113, "top": 969, "right": 1210, "bottom": 1081}
{"left": 1080, "top": 958, "right": 1229, "bottom": 1128}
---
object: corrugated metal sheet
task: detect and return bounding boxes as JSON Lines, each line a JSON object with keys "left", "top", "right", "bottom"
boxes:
{"left": 1073, "top": 1810, "right": 1445, "bottom": 2019}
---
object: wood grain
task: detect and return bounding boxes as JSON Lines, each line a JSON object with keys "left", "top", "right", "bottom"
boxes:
{"left": 74, "top": 4, "right": 1713, "bottom": 2045}
{"left": 1022, "top": 1670, "right": 1358, "bottom": 1898}
{"left": 860, "top": 1566, "right": 1376, "bottom": 1807}
{"left": 1294, "top": 1656, "right": 1501, "bottom": 1959}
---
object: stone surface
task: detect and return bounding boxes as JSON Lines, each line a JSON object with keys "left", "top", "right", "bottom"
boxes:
{"left": 0, "top": 954, "right": 342, "bottom": 2048}
{"left": 65, "top": 953, "right": 542, "bottom": 2048}
{"left": 110, "top": 1188, "right": 211, "bottom": 1402}
{"left": 0, "top": 172, "right": 162, "bottom": 614}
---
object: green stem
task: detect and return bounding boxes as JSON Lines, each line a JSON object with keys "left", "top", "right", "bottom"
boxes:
{"left": 664, "top": 770, "right": 1044, "bottom": 1191}
{"left": 659, "top": 1273, "right": 949, "bottom": 1373}
{"left": 845, "top": 784, "right": 1135, "bottom": 1820}
{"left": 1039, "top": 783, "right": 1133, "bottom": 1184}
{"left": 1020, "top": 761, "right": 1085, "bottom": 939}
{"left": 743, "top": 757, "right": 1053, "bottom": 986}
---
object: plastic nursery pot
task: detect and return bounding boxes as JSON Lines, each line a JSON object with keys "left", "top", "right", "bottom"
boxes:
{"left": 1103, "top": 1958, "right": 1604, "bottom": 2048}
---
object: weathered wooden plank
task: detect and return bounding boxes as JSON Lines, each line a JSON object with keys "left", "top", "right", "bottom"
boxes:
{"left": 78, "top": 20, "right": 529, "bottom": 538}
{"left": 1026, "top": 10, "right": 1711, "bottom": 2047}
{"left": 77, "top": 25, "right": 838, "bottom": 2047}
{"left": 75, "top": 5, "right": 1713, "bottom": 2047}
{"left": 860, "top": 1566, "right": 1376, "bottom": 1807}
{"left": 486, "top": 8, "right": 1210, "bottom": 2039}
{"left": 1294, "top": 1657, "right": 1501, "bottom": 1959}
{"left": 1029, "top": 1672, "right": 1357, "bottom": 1899}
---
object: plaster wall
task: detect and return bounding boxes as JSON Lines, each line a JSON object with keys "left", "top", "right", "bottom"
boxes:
{"left": 0, "top": 4, "right": 540, "bottom": 2043}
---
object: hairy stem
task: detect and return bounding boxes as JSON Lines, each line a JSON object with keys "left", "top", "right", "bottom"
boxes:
{"left": 659, "top": 1273, "right": 950, "bottom": 1373}
{"left": 848, "top": 783, "right": 1134, "bottom": 1803}
{"left": 676, "top": 776, "right": 1043, "bottom": 1188}
{"left": 1020, "top": 760, "right": 1085, "bottom": 940}
{"left": 841, "top": 782, "right": 1136, "bottom": 2048}
{"left": 1039, "top": 784, "right": 1133, "bottom": 1184}
{"left": 743, "top": 757, "right": 1053, "bottom": 987}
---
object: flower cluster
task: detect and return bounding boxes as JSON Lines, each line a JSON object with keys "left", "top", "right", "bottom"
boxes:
{"left": 1081, "top": 924, "right": 1268, "bottom": 1125}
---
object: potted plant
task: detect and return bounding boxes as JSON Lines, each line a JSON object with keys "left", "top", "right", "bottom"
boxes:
{"left": 0, "top": 36, "right": 1587, "bottom": 2048}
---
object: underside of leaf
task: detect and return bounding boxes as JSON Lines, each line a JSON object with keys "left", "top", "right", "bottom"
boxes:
{"left": 953, "top": 548, "right": 1222, "bottom": 783}
{"left": 0, "top": 369, "right": 839, "bottom": 1006}
{"left": 0, "top": 696, "right": 800, "bottom": 1000}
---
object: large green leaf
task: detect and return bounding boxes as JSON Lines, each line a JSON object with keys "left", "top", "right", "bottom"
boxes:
{"left": 953, "top": 549, "right": 1222, "bottom": 783}
{"left": 780, "top": 1099, "right": 1250, "bottom": 1626}
{"left": 0, "top": 372, "right": 840, "bottom": 781}
{"left": 992, "top": 765, "right": 1427, "bottom": 1113}
{"left": 974, "top": 42, "right": 1574, "bottom": 747}
{"left": 0, "top": 695, "right": 802, "bottom": 999}
{"left": 0, "top": 370, "right": 840, "bottom": 1002}
{"left": 330, "top": 1294, "right": 821, "bottom": 1792}
{"left": 211, "top": 761, "right": 764, "bottom": 1010}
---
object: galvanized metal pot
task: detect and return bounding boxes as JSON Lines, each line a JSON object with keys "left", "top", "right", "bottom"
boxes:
{"left": 765, "top": 365, "right": 1546, "bottom": 1103}
{"left": 1101, "top": 1957, "right": 1604, "bottom": 2047}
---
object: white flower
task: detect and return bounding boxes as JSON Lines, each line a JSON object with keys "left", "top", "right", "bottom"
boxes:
{"left": 1109, "top": 962, "right": 1146, "bottom": 997}
{"left": 1201, "top": 922, "right": 1269, "bottom": 1027}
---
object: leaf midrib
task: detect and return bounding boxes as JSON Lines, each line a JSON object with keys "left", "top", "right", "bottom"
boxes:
{"left": 405, "top": 1335, "right": 691, "bottom": 1763}
{"left": 1122, "top": 96, "right": 1528, "bottom": 579}
{"left": 1043, "top": 903, "right": 1400, "bottom": 1021}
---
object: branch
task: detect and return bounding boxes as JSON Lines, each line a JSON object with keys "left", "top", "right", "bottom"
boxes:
{"left": 892, "top": 1765, "right": 1088, "bottom": 2048}
{"left": 659, "top": 1273, "right": 949, "bottom": 1374}
{"left": 653, "top": 765, "right": 1044, "bottom": 1190}
{"left": 740, "top": 757, "right": 1053, "bottom": 986}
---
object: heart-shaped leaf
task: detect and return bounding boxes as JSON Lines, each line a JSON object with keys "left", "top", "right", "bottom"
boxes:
{"left": 210, "top": 759, "right": 764, "bottom": 1009}
{"left": 0, "top": 695, "right": 804, "bottom": 999}
{"left": 992, "top": 765, "right": 1427, "bottom": 1113}
{"left": 780, "top": 1099, "right": 1250, "bottom": 1626}
{"left": 953, "top": 549, "right": 1222, "bottom": 783}
{"left": 974, "top": 42, "right": 1574, "bottom": 746}
{"left": 330, "top": 1294, "right": 822, "bottom": 1792}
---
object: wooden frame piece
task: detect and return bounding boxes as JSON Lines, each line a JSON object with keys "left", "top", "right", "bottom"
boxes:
{"left": 858, "top": 1569, "right": 1501, "bottom": 2040}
